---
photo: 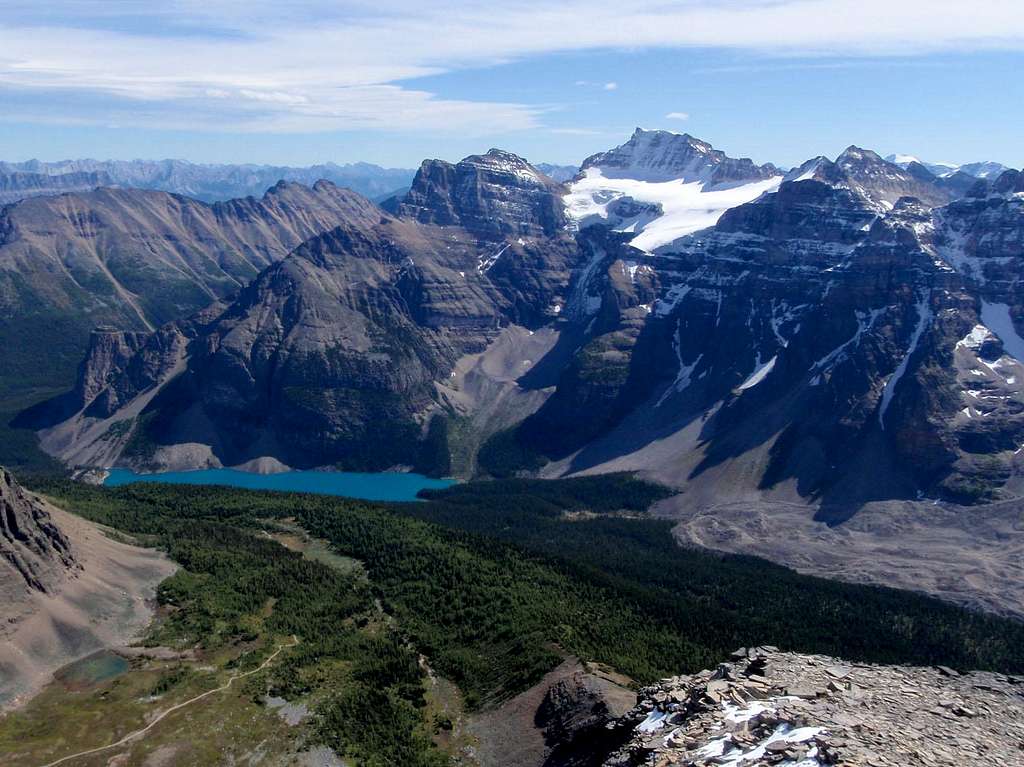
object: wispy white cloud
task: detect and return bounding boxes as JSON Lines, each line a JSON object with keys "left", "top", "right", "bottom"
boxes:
{"left": 665, "top": 111, "right": 690, "bottom": 121}
{"left": 1, "top": 1, "right": 1022, "bottom": 134}
{"left": 576, "top": 80, "right": 619, "bottom": 91}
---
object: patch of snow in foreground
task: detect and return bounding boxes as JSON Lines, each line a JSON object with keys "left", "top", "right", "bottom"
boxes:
{"left": 693, "top": 723, "right": 824, "bottom": 767}
{"left": 637, "top": 709, "right": 670, "bottom": 732}
{"left": 980, "top": 301, "right": 1024, "bottom": 362}
{"left": 565, "top": 167, "right": 781, "bottom": 253}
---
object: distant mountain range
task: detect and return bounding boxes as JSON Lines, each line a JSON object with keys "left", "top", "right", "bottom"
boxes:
{"left": 885, "top": 153, "right": 1009, "bottom": 180}
{"left": 534, "top": 163, "right": 579, "bottom": 182}
{"left": 8, "top": 130, "right": 1024, "bottom": 514}
{"left": 0, "top": 158, "right": 417, "bottom": 205}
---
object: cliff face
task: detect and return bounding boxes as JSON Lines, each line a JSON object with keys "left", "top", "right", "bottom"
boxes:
{"left": 396, "top": 148, "right": 568, "bottom": 239}
{"left": 0, "top": 467, "right": 74, "bottom": 596}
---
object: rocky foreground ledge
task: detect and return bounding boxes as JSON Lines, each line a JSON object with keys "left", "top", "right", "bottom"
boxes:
{"left": 604, "top": 648, "right": 1024, "bottom": 766}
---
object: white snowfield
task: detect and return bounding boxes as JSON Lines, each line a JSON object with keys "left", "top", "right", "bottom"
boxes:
{"left": 565, "top": 166, "right": 781, "bottom": 253}
{"left": 980, "top": 301, "right": 1024, "bottom": 362}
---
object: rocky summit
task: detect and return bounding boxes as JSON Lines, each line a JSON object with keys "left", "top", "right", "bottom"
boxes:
{"left": 605, "top": 647, "right": 1024, "bottom": 767}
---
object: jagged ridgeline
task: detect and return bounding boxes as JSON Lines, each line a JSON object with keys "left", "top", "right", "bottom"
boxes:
{"left": 8, "top": 130, "right": 1024, "bottom": 507}
{"left": 19, "top": 472, "right": 1024, "bottom": 764}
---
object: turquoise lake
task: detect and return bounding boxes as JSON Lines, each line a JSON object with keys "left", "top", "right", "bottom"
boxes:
{"left": 104, "top": 467, "right": 454, "bottom": 501}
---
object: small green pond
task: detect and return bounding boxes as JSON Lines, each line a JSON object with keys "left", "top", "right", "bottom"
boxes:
{"left": 55, "top": 650, "right": 129, "bottom": 689}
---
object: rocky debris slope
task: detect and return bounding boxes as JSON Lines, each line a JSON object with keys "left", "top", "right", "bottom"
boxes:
{"left": 0, "top": 466, "right": 75, "bottom": 597}
{"left": 606, "top": 647, "right": 1024, "bottom": 767}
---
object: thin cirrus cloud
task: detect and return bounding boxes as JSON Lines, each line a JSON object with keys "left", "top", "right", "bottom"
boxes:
{"left": 665, "top": 112, "right": 690, "bottom": 121}
{"left": 0, "top": 0, "right": 1022, "bottom": 134}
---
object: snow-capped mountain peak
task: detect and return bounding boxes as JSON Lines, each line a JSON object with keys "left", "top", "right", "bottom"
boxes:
{"left": 566, "top": 130, "right": 782, "bottom": 252}
{"left": 579, "top": 128, "right": 777, "bottom": 185}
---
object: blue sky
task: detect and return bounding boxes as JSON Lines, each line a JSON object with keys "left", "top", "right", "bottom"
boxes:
{"left": 1, "top": 1, "right": 1022, "bottom": 170}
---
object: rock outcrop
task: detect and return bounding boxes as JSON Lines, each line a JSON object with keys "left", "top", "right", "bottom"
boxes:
{"left": 395, "top": 148, "right": 568, "bottom": 238}
{"left": 468, "top": 658, "right": 636, "bottom": 767}
{"left": 604, "top": 647, "right": 1024, "bottom": 766}
{"left": 0, "top": 467, "right": 75, "bottom": 596}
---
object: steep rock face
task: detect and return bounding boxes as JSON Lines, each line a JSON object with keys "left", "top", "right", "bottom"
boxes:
{"left": 73, "top": 328, "right": 148, "bottom": 412}
{"left": 468, "top": 658, "right": 636, "bottom": 767}
{"left": 521, "top": 228, "right": 662, "bottom": 456}
{"left": 28, "top": 129, "right": 1024, "bottom": 506}
{"left": 396, "top": 148, "right": 567, "bottom": 239}
{"left": 535, "top": 668, "right": 638, "bottom": 766}
{"left": 525, "top": 175, "right": 875, "bottom": 461}
{"left": 0, "top": 181, "right": 382, "bottom": 396}
{"left": 0, "top": 467, "right": 74, "bottom": 596}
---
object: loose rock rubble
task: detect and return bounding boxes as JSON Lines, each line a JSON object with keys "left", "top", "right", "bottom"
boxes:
{"left": 604, "top": 647, "right": 1024, "bottom": 766}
